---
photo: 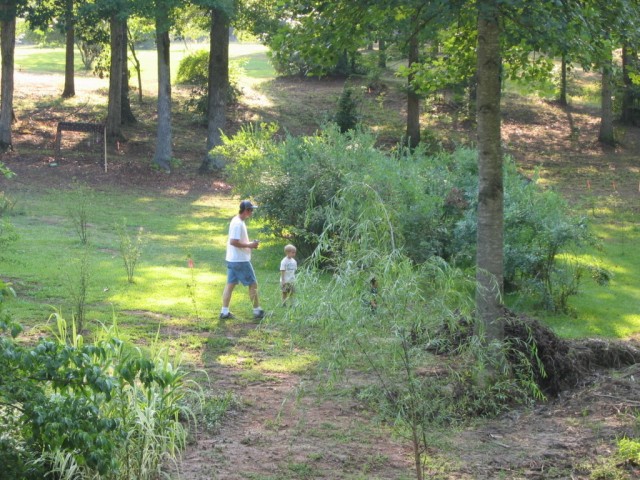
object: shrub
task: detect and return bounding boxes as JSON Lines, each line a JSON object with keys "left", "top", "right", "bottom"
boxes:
{"left": 334, "top": 86, "right": 361, "bottom": 133}
{"left": 216, "top": 124, "right": 596, "bottom": 309}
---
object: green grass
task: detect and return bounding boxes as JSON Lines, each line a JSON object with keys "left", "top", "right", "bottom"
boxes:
{"left": 540, "top": 216, "right": 640, "bottom": 338}
{"left": 1, "top": 186, "right": 286, "bottom": 358}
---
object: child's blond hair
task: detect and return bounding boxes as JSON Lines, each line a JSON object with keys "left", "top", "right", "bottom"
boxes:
{"left": 284, "top": 244, "right": 296, "bottom": 254}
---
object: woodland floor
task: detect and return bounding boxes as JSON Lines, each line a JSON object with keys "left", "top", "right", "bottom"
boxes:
{"left": 2, "top": 71, "right": 640, "bottom": 479}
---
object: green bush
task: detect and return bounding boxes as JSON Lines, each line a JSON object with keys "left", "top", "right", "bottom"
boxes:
{"left": 176, "top": 49, "right": 244, "bottom": 116}
{"left": 0, "top": 302, "right": 200, "bottom": 479}
{"left": 215, "top": 124, "right": 596, "bottom": 309}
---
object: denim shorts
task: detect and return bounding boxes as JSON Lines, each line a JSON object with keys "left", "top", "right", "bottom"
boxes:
{"left": 226, "top": 261, "right": 257, "bottom": 286}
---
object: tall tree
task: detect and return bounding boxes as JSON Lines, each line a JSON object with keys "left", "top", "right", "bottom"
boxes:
{"left": 152, "top": 0, "right": 173, "bottom": 171}
{"left": 0, "top": 0, "right": 18, "bottom": 152}
{"left": 406, "top": 30, "right": 421, "bottom": 148}
{"left": 249, "top": 0, "right": 454, "bottom": 148}
{"left": 475, "top": 0, "right": 503, "bottom": 339}
{"left": 621, "top": 46, "right": 640, "bottom": 125}
{"left": 598, "top": 47, "right": 615, "bottom": 144}
{"left": 120, "top": 18, "right": 136, "bottom": 124}
{"left": 26, "top": 0, "right": 82, "bottom": 98}
{"left": 62, "top": 0, "right": 75, "bottom": 97}
{"left": 105, "top": 13, "right": 125, "bottom": 139}
{"left": 200, "top": 4, "right": 231, "bottom": 172}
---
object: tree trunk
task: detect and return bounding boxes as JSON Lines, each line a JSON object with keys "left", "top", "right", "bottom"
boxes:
{"left": 127, "top": 27, "right": 143, "bottom": 104}
{"left": 153, "top": 10, "right": 172, "bottom": 172}
{"left": 558, "top": 55, "right": 567, "bottom": 106}
{"left": 0, "top": 13, "right": 16, "bottom": 152}
{"left": 475, "top": 0, "right": 504, "bottom": 341}
{"left": 377, "top": 38, "right": 386, "bottom": 69}
{"left": 199, "top": 7, "right": 229, "bottom": 173}
{"left": 406, "top": 33, "right": 420, "bottom": 149}
{"left": 106, "top": 15, "right": 124, "bottom": 140}
{"left": 120, "top": 19, "right": 136, "bottom": 124}
{"left": 598, "top": 50, "right": 615, "bottom": 145}
{"left": 61, "top": 0, "right": 75, "bottom": 98}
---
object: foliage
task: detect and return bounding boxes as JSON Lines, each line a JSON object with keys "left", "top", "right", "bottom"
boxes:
{"left": 0, "top": 161, "right": 14, "bottom": 179}
{"left": 116, "top": 219, "right": 146, "bottom": 284}
{"left": 0, "top": 305, "right": 200, "bottom": 479}
{"left": 72, "top": 1, "right": 110, "bottom": 70}
{"left": 175, "top": 49, "right": 244, "bottom": 116}
{"left": 216, "top": 124, "right": 595, "bottom": 310}
{"left": 265, "top": 22, "right": 364, "bottom": 78}
{"left": 455, "top": 164, "right": 596, "bottom": 312}
{"left": 617, "top": 437, "right": 640, "bottom": 464}
{"left": 268, "top": 213, "right": 543, "bottom": 479}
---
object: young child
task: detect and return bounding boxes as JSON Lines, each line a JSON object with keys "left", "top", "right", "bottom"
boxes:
{"left": 280, "top": 244, "right": 297, "bottom": 306}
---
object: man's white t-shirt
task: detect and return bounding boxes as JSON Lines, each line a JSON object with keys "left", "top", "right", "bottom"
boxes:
{"left": 280, "top": 257, "right": 297, "bottom": 283}
{"left": 226, "top": 215, "right": 251, "bottom": 262}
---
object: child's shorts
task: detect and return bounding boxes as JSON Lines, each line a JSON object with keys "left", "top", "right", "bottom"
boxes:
{"left": 281, "top": 282, "right": 295, "bottom": 294}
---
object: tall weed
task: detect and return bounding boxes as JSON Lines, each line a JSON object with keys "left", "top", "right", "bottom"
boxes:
{"left": 116, "top": 219, "right": 146, "bottom": 284}
{"left": 67, "top": 184, "right": 94, "bottom": 245}
{"left": 63, "top": 246, "right": 91, "bottom": 333}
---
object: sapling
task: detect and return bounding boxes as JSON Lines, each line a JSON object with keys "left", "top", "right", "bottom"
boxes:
{"left": 64, "top": 246, "right": 91, "bottom": 334}
{"left": 116, "top": 218, "right": 146, "bottom": 283}
{"left": 67, "top": 184, "right": 93, "bottom": 245}
{"left": 186, "top": 255, "right": 200, "bottom": 320}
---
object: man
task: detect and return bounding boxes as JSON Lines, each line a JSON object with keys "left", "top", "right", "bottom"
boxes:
{"left": 220, "top": 200, "right": 265, "bottom": 320}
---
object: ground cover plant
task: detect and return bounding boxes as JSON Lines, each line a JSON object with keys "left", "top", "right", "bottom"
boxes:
{"left": 1, "top": 42, "right": 640, "bottom": 479}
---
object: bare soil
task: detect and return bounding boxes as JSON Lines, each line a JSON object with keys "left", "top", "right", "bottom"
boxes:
{"left": 3, "top": 71, "right": 640, "bottom": 479}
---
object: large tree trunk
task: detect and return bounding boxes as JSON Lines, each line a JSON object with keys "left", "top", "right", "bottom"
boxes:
{"left": 152, "top": 9, "right": 172, "bottom": 172}
{"left": 0, "top": 13, "right": 15, "bottom": 152}
{"left": 475, "top": 0, "right": 504, "bottom": 341}
{"left": 61, "top": 0, "right": 75, "bottom": 98}
{"left": 199, "top": 7, "right": 229, "bottom": 173}
{"left": 120, "top": 19, "right": 136, "bottom": 124}
{"left": 106, "top": 15, "right": 124, "bottom": 140}
{"left": 598, "top": 50, "right": 615, "bottom": 145}
{"left": 406, "top": 33, "right": 420, "bottom": 149}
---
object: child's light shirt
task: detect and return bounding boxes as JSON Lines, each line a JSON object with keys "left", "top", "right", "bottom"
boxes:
{"left": 280, "top": 257, "right": 297, "bottom": 283}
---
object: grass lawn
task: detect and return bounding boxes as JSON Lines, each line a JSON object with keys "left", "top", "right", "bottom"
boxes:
{"left": 1, "top": 186, "right": 287, "bottom": 362}
{"left": 14, "top": 42, "right": 272, "bottom": 88}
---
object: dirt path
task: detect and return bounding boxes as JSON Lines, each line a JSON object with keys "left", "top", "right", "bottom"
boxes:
{"left": 178, "top": 322, "right": 414, "bottom": 480}
{"left": 179, "top": 324, "right": 640, "bottom": 480}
